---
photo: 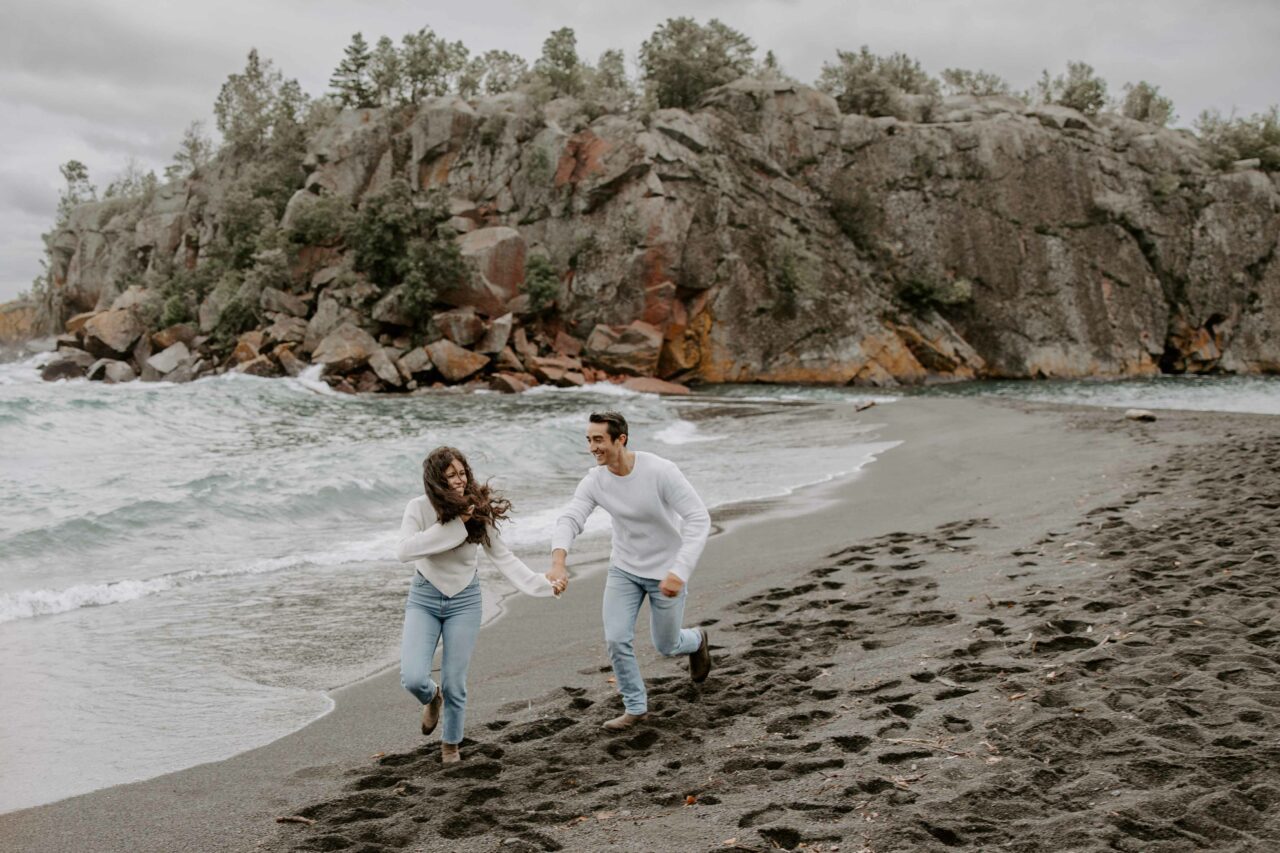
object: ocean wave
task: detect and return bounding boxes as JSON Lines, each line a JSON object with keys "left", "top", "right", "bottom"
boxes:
{"left": 654, "top": 419, "right": 722, "bottom": 445}
{"left": 0, "top": 530, "right": 402, "bottom": 624}
{"left": 523, "top": 381, "right": 641, "bottom": 398}
{"left": 0, "top": 576, "right": 179, "bottom": 623}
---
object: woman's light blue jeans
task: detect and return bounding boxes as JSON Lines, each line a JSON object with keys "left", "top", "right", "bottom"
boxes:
{"left": 400, "top": 572, "right": 482, "bottom": 745}
{"left": 603, "top": 565, "right": 702, "bottom": 715}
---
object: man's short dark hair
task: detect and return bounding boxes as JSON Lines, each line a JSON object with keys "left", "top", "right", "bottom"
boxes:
{"left": 589, "top": 411, "right": 629, "bottom": 444}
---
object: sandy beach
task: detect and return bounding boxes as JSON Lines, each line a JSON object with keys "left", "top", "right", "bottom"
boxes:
{"left": 3, "top": 395, "right": 1277, "bottom": 852}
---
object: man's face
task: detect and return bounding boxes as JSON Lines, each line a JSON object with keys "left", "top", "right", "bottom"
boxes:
{"left": 587, "top": 422, "right": 625, "bottom": 466}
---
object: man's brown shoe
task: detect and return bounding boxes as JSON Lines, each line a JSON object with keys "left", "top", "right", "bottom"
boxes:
{"left": 689, "top": 628, "right": 712, "bottom": 683}
{"left": 420, "top": 686, "right": 443, "bottom": 736}
{"left": 441, "top": 742, "right": 461, "bottom": 764}
{"left": 601, "top": 712, "right": 649, "bottom": 732}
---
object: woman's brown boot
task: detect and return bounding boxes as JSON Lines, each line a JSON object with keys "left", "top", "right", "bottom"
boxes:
{"left": 441, "top": 742, "right": 461, "bottom": 764}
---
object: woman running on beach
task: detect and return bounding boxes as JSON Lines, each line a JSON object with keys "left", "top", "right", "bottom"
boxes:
{"left": 396, "top": 446, "right": 565, "bottom": 763}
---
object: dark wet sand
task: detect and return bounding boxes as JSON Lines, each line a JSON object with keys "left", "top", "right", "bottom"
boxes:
{"left": 4, "top": 397, "right": 1277, "bottom": 852}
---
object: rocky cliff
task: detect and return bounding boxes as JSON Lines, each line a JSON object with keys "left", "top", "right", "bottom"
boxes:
{"left": 31, "top": 78, "right": 1280, "bottom": 390}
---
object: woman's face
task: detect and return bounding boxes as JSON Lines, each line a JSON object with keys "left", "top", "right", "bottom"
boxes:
{"left": 443, "top": 459, "right": 468, "bottom": 497}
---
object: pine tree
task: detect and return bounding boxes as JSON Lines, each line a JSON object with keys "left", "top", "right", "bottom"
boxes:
{"left": 535, "top": 27, "right": 582, "bottom": 97}
{"left": 369, "top": 36, "right": 404, "bottom": 105}
{"left": 331, "top": 32, "right": 376, "bottom": 107}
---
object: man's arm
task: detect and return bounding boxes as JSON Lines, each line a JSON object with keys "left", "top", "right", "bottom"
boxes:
{"left": 549, "top": 475, "right": 598, "bottom": 586}
{"left": 659, "top": 464, "right": 711, "bottom": 593}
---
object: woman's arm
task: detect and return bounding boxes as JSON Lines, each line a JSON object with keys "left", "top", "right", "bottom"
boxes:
{"left": 483, "top": 527, "right": 557, "bottom": 597}
{"left": 396, "top": 501, "right": 470, "bottom": 563}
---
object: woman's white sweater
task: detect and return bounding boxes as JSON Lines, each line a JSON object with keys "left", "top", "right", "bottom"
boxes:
{"left": 396, "top": 496, "right": 555, "bottom": 598}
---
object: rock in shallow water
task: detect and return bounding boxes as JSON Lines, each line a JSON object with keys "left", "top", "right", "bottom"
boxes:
{"left": 40, "top": 350, "right": 96, "bottom": 381}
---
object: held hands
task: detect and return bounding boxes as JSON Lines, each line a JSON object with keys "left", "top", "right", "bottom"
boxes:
{"left": 546, "top": 562, "right": 569, "bottom": 596}
{"left": 659, "top": 572, "right": 684, "bottom": 598}
{"left": 545, "top": 571, "right": 568, "bottom": 596}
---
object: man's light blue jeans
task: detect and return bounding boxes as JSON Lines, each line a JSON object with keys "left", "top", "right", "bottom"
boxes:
{"left": 603, "top": 565, "right": 702, "bottom": 715}
{"left": 400, "top": 572, "right": 482, "bottom": 745}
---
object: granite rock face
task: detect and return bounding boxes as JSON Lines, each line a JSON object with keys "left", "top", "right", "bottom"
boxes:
{"left": 21, "top": 77, "right": 1280, "bottom": 390}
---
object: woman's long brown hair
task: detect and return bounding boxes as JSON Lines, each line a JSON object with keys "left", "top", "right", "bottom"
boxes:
{"left": 422, "top": 446, "right": 511, "bottom": 548}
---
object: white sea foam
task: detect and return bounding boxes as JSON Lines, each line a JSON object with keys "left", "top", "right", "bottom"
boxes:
{"left": 293, "top": 364, "right": 338, "bottom": 396}
{"left": 654, "top": 419, "right": 722, "bottom": 445}
{"left": 523, "top": 381, "right": 641, "bottom": 398}
{"left": 0, "top": 576, "right": 179, "bottom": 623}
{"left": 0, "top": 530, "right": 402, "bottom": 624}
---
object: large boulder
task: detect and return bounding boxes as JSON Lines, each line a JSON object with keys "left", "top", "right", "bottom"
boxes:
{"left": 584, "top": 321, "right": 663, "bottom": 376}
{"left": 40, "top": 349, "right": 96, "bottom": 381}
{"left": 303, "top": 295, "right": 361, "bottom": 353}
{"left": 83, "top": 309, "right": 145, "bottom": 358}
{"left": 146, "top": 342, "right": 190, "bottom": 375}
{"left": 311, "top": 323, "right": 380, "bottom": 374}
{"left": 368, "top": 347, "right": 402, "bottom": 387}
{"left": 236, "top": 354, "right": 280, "bottom": 377}
{"left": 477, "top": 313, "right": 514, "bottom": 354}
{"left": 87, "top": 358, "right": 137, "bottom": 383}
{"left": 260, "top": 287, "right": 308, "bottom": 318}
{"left": 264, "top": 314, "right": 308, "bottom": 345}
{"left": 65, "top": 312, "right": 97, "bottom": 336}
{"left": 371, "top": 285, "right": 411, "bottom": 327}
{"left": 398, "top": 346, "right": 434, "bottom": 375}
{"left": 425, "top": 339, "right": 489, "bottom": 382}
{"left": 152, "top": 323, "right": 196, "bottom": 350}
{"left": 529, "top": 354, "right": 585, "bottom": 387}
{"left": 443, "top": 227, "right": 526, "bottom": 317}
{"left": 434, "top": 307, "right": 485, "bottom": 346}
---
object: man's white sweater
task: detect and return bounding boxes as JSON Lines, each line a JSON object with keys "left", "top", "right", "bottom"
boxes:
{"left": 552, "top": 451, "right": 710, "bottom": 582}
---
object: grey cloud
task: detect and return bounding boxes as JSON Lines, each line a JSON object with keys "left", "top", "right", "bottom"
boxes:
{"left": 0, "top": 0, "right": 232, "bottom": 89}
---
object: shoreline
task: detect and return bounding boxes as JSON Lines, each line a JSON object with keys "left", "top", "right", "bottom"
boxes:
{"left": 3, "top": 396, "right": 1277, "bottom": 851}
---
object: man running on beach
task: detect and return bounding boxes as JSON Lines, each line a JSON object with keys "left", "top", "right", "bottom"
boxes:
{"left": 549, "top": 411, "right": 713, "bottom": 731}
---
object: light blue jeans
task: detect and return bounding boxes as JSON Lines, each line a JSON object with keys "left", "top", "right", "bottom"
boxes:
{"left": 603, "top": 565, "right": 702, "bottom": 715}
{"left": 400, "top": 572, "right": 482, "bottom": 745}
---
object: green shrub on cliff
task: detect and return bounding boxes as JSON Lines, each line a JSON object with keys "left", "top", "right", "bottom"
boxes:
{"left": 818, "top": 47, "right": 940, "bottom": 118}
{"left": 1120, "top": 81, "right": 1176, "bottom": 127}
{"left": 158, "top": 262, "right": 224, "bottom": 327}
{"left": 1195, "top": 107, "right": 1280, "bottom": 171}
{"left": 766, "top": 236, "right": 820, "bottom": 319}
{"left": 1031, "top": 61, "right": 1108, "bottom": 116}
{"left": 400, "top": 239, "right": 465, "bottom": 335}
{"left": 895, "top": 277, "right": 973, "bottom": 316}
{"left": 523, "top": 255, "right": 559, "bottom": 314}
{"left": 940, "top": 68, "right": 1010, "bottom": 97}
{"left": 639, "top": 18, "right": 755, "bottom": 110}
{"left": 829, "top": 180, "right": 882, "bottom": 251}
{"left": 288, "top": 195, "right": 354, "bottom": 247}
{"left": 346, "top": 180, "right": 447, "bottom": 288}
{"left": 213, "top": 296, "right": 261, "bottom": 347}
{"left": 212, "top": 184, "right": 280, "bottom": 270}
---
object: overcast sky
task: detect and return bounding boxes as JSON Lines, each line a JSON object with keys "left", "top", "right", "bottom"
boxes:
{"left": 2, "top": 0, "right": 1277, "bottom": 303}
